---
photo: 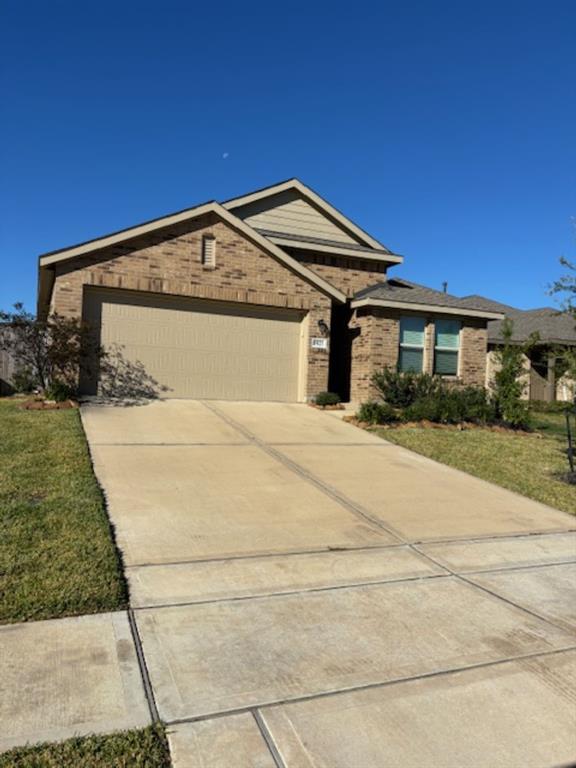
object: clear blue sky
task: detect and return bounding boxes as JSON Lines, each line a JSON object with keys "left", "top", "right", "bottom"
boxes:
{"left": 1, "top": 0, "right": 575, "bottom": 312}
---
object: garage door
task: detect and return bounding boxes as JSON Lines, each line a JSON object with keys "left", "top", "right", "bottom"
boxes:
{"left": 82, "top": 288, "right": 306, "bottom": 401}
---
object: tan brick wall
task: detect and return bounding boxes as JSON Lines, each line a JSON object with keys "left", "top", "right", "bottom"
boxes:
{"left": 350, "top": 309, "right": 489, "bottom": 402}
{"left": 459, "top": 321, "right": 488, "bottom": 386}
{"left": 294, "top": 253, "right": 387, "bottom": 298}
{"left": 350, "top": 308, "right": 400, "bottom": 402}
{"left": 49, "top": 213, "right": 332, "bottom": 398}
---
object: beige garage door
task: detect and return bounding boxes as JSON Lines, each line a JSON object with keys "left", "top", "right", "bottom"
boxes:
{"left": 82, "top": 288, "right": 306, "bottom": 401}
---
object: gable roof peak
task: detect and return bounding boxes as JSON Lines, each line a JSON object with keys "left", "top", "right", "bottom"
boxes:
{"left": 222, "top": 178, "right": 391, "bottom": 254}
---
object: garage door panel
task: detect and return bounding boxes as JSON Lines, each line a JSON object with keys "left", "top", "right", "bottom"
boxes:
{"left": 83, "top": 289, "right": 305, "bottom": 401}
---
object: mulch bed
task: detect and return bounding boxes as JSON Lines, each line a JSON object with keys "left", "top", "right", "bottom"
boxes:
{"left": 344, "top": 415, "right": 537, "bottom": 436}
{"left": 19, "top": 398, "right": 78, "bottom": 411}
{"left": 309, "top": 403, "right": 345, "bottom": 411}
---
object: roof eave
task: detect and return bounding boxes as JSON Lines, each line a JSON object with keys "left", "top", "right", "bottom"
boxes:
{"left": 37, "top": 202, "right": 347, "bottom": 311}
{"left": 267, "top": 235, "right": 403, "bottom": 264}
{"left": 351, "top": 297, "right": 506, "bottom": 321}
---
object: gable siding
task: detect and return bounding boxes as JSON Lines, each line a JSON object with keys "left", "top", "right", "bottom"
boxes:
{"left": 233, "top": 190, "right": 361, "bottom": 245}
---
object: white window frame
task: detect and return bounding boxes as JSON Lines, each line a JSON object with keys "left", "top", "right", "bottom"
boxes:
{"left": 433, "top": 319, "right": 461, "bottom": 377}
{"left": 398, "top": 316, "right": 425, "bottom": 373}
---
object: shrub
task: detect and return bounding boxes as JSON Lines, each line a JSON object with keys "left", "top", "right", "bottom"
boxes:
{"left": 454, "top": 386, "right": 496, "bottom": 423}
{"left": 44, "top": 380, "right": 76, "bottom": 402}
{"left": 372, "top": 368, "right": 442, "bottom": 407}
{"left": 402, "top": 397, "right": 442, "bottom": 423}
{"left": 491, "top": 318, "right": 533, "bottom": 429}
{"left": 356, "top": 401, "right": 398, "bottom": 425}
{"left": 403, "top": 386, "right": 495, "bottom": 425}
{"left": 0, "top": 303, "right": 102, "bottom": 394}
{"left": 314, "top": 391, "right": 341, "bottom": 406}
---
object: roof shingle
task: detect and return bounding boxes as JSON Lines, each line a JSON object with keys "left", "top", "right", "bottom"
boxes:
{"left": 354, "top": 278, "right": 501, "bottom": 315}
{"left": 460, "top": 294, "right": 576, "bottom": 344}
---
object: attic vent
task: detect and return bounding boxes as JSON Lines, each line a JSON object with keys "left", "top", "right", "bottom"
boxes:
{"left": 202, "top": 235, "right": 216, "bottom": 268}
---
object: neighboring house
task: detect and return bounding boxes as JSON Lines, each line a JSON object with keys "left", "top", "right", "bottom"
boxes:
{"left": 37, "top": 179, "right": 503, "bottom": 403}
{"left": 460, "top": 295, "right": 576, "bottom": 402}
{"left": 0, "top": 329, "right": 17, "bottom": 396}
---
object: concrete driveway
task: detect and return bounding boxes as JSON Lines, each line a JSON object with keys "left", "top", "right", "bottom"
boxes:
{"left": 82, "top": 400, "right": 576, "bottom": 767}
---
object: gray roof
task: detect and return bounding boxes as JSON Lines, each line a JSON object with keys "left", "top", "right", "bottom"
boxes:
{"left": 255, "top": 229, "right": 395, "bottom": 256}
{"left": 354, "top": 278, "right": 501, "bottom": 316}
{"left": 459, "top": 294, "right": 516, "bottom": 313}
{"left": 460, "top": 294, "right": 576, "bottom": 345}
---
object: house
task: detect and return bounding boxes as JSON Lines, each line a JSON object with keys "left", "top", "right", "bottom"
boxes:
{"left": 37, "top": 179, "right": 503, "bottom": 403}
{"left": 0, "top": 333, "right": 16, "bottom": 395}
{"left": 460, "top": 295, "right": 576, "bottom": 402}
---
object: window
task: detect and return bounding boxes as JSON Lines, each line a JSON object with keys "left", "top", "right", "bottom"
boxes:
{"left": 202, "top": 235, "right": 216, "bottom": 268}
{"left": 434, "top": 319, "right": 460, "bottom": 375}
{"left": 398, "top": 316, "right": 425, "bottom": 372}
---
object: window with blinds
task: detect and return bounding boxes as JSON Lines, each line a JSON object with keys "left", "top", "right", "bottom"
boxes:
{"left": 434, "top": 319, "right": 460, "bottom": 375}
{"left": 398, "top": 316, "right": 425, "bottom": 373}
{"left": 202, "top": 235, "right": 216, "bottom": 268}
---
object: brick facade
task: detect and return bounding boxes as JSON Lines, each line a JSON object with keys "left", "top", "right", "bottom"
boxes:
{"left": 349, "top": 308, "right": 401, "bottom": 402}
{"left": 294, "top": 252, "right": 387, "bottom": 298}
{"left": 350, "top": 309, "right": 488, "bottom": 402}
{"left": 49, "top": 213, "right": 332, "bottom": 398}
{"left": 46, "top": 211, "right": 491, "bottom": 403}
{"left": 459, "top": 321, "right": 489, "bottom": 387}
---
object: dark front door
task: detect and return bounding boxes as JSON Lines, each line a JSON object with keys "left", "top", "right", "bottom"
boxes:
{"left": 328, "top": 302, "right": 354, "bottom": 401}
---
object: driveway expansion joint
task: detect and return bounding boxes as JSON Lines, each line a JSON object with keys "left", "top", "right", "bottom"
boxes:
{"left": 252, "top": 709, "right": 287, "bottom": 768}
{"left": 460, "top": 558, "right": 576, "bottom": 576}
{"left": 127, "top": 608, "right": 160, "bottom": 723}
{"left": 156, "top": 645, "right": 576, "bottom": 728}
{"left": 130, "top": 572, "right": 450, "bottom": 612}
{"left": 124, "top": 541, "right": 408, "bottom": 570}
{"left": 203, "top": 401, "right": 407, "bottom": 543}
{"left": 413, "top": 546, "right": 576, "bottom": 635}
{"left": 411, "top": 527, "right": 576, "bottom": 546}
{"left": 203, "top": 401, "right": 576, "bottom": 636}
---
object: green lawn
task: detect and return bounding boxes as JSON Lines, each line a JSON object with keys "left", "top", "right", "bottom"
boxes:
{"left": 0, "top": 397, "right": 128, "bottom": 623}
{"left": 375, "top": 411, "right": 576, "bottom": 515}
{"left": 0, "top": 726, "right": 170, "bottom": 768}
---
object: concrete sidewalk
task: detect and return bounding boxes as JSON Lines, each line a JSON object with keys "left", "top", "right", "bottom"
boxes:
{"left": 0, "top": 612, "right": 151, "bottom": 752}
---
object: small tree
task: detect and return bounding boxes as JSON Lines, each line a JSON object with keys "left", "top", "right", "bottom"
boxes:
{"left": 491, "top": 318, "right": 534, "bottom": 428}
{"left": 550, "top": 257, "right": 576, "bottom": 315}
{"left": 0, "top": 303, "right": 102, "bottom": 399}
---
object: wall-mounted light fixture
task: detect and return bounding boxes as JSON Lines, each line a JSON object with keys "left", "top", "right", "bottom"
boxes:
{"left": 318, "top": 319, "right": 330, "bottom": 338}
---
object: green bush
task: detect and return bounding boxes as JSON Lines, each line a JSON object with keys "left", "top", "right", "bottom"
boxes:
{"left": 403, "top": 386, "right": 495, "bottom": 425}
{"left": 44, "top": 380, "right": 76, "bottom": 402}
{"left": 314, "top": 391, "right": 341, "bottom": 406}
{"left": 491, "top": 318, "right": 533, "bottom": 429}
{"left": 372, "top": 368, "right": 442, "bottom": 407}
{"left": 356, "top": 401, "right": 398, "bottom": 425}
